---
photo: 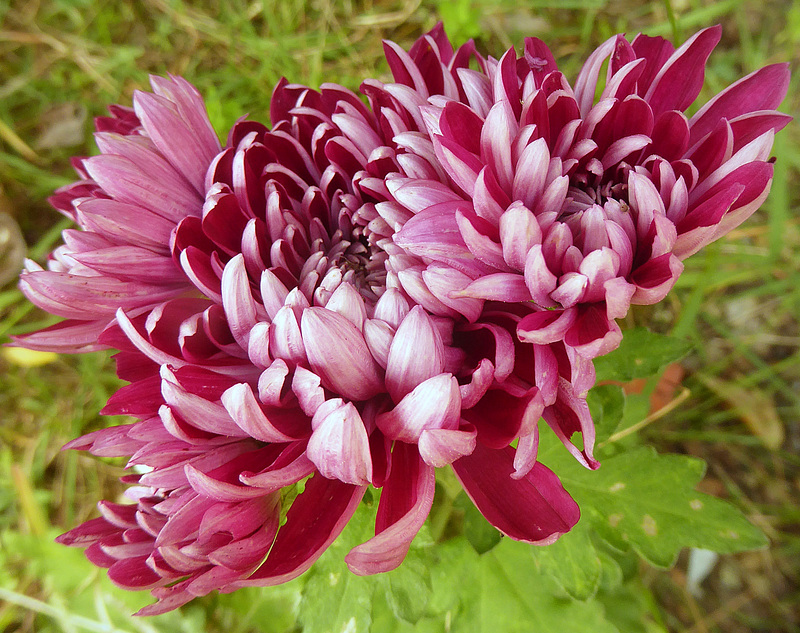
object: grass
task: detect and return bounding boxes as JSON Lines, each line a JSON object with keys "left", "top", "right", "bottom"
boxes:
{"left": 1, "top": 0, "right": 798, "bottom": 631}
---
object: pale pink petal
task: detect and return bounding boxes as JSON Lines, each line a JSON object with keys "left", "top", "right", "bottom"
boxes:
{"left": 419, "top": 426, "right": 477, "bottom": 467}
{"left": 376, "top": 373, "right": 461, "bottom": 442}
{"left": 301, "top": 308, "right": 384, "bottom": 402}
{"left": 385, "top": 305, "right": 445, "bottom": 401}
{"left": 308, "top": 400, "right": 373, "bottom": 485}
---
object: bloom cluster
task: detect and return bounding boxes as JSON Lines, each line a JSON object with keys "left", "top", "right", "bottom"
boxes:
{"left": 17, "top": 24, "right": 788, "bottom": 614}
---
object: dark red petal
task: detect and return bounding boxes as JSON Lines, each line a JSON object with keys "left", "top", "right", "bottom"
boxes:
{"left": 630, "top": 33, "right": 675, "bottom": 96}
{"left": 462, "top": 385, "right": 542, "bottom": 449}
{"left": 563, "top": 303, "right": 622, "bottom": 359}
{"left": 101, "top": 375, "right": 163, "bottom": 417}
{"left": 107, "top": 556, "right": 165, "bottom": 590}
{"left": 689, "top": 63, "right": 791, "bottom": 145}
{"left": 237, "top": 475, "right": 365, "bottom": 586}
{"left": 452, "top": 443, "right": 579, "bottom": 544}
{"left": 645, "top": 26, "right": 721, "bottom": 116}
{"left": 345, "top": 442, "right": 435, "bottom": 574}
{"left": 56, "top": 516, "right": 119, "bottom": 547}
{"left": 439, "top": 102, "right": 484, "bottom": 156}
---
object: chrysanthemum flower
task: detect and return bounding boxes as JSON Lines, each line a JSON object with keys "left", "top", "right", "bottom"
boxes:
{"left": 45, "top": 72, "right": 582, "bottom": 614}
{"left": 18, "top": 76, "right": 221, "bottom": 352}
{"left": 25, "top": 23, "right": 785, "bottom": 614}
{"left": 370, "top": 25, "right": 790, "bottom": 360}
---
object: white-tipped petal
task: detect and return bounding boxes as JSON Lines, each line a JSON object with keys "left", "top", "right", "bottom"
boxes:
{"left": 301, "top": 308, "right": 384, "bottom": 402}
{"left": 308, "top": 400, "right": 372, "bottom": 485}
{"left": 385, "top": 305, "right": 445, "bottom": 402}
{"left": 376, "top": 373, "right": 460, "bottom": 442}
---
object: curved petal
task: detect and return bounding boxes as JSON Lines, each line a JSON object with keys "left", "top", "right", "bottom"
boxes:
{"left": 385, "top": 305, "right": 445, "bottom": 402}
{"left": 452, "top": 443, "right": 579, "bottom": 544}
{"left": 542, "top": 378, "right": 599, "bottom": 470}
{"left": 376, "top": 373, "right": 461, "bottom": 442}
{"left": 300, "top": 307, "right": 384, "bottom": 401}
{"left": 239, "top": 442, "right": 315, "bottom": 492}
{"left": 563, "top": 304, "right": 622, "bottom": 359}
{"left": 644, "top": 26, "right": 721, "bottom": 116}
{"left": 345, "top": 442, "right": 435, "bottom": 574}
{"left": 234, "top": 475, "right": 366, "bottom": 586}
{"left": 517, "top": 308, "right": 577, "bottom": 345}
{"left": 419, "top": 426, "right": 477, "bottom": 467}
{"left": 461, "top": 385, "right": 543, "bottom": 449}
{"left": 689, "top": 63, "right": 790, "bottom": 145}
{"left": 222, "top": 382, "right": 307, "bottom": 443}
{"left": 308, "top": 400, "right": 373, "bottom": 486}
{"left": 221, "top": 254, "right": 259, "bottom": 350}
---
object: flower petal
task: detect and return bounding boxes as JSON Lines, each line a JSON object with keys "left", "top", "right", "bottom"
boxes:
{"left": 452, "top": 443, "right": 579, "bottom": 544}
{"left": 308, "top": 400, "right": 373, "bottom": 485}
{"left": 235, "top": 475, "right": 366, "bottom": 586}
{"left": 301, "top": 308, "right": 384, "bottom": 402}
{"left": 385, "top": 305, "right": 445, "bottom": 402}
{"left": 345, "top": 442, "right": 435, "bottom": 574}
{"left": 419, "top": 426, "right": 477, "bottom": 467}
{"left": 377, "top": 373, "right": 461, "bottom": 442}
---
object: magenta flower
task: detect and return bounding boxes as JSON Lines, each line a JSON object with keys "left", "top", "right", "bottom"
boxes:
{"left": 369, "top": 25, "right": 790, "bottom": 360}
{"left": 43, "top": 72, "right": 581, "bottom": 614}
{"left": 26, "top": 24, "right": 784, "bottom": 614}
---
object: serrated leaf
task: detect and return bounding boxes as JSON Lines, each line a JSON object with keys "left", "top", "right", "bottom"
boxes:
{"left": 553, "top": 446, "right": 768, "bottom": 567}
{"left": 369, "top": 533, "right": 622, "bottom": 633}
{"left": 594, "top": 328, "right": 692, "bottom": 382}
{"left": 466, "top": 538, "right": 621, "bottom": 633}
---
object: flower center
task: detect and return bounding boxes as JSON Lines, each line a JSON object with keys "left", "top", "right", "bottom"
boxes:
{"left": 560, "top": 184, "right": 629, "bottom": 221}
{"left": 329, "top": 231, "right": 388, "bottom": 304}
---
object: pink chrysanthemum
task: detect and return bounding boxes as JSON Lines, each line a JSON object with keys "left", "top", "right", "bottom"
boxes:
{"left": 21, "top": 23, "right": 787, "bottom": 615}
{"left": 42, "top": 69, "right": 583, "bottom": 614}
{"left": 368, "top": 25, "right": 790, "bottom": 360}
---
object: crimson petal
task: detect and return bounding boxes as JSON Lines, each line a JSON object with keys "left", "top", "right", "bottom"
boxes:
{"left": 234, "top": 475, "right": 365, "bottom": 586}
{"left": 452, "top": 443, "right": 579, "bottom": 544}
{"left": 345, "top": 442, "right": 435, "bottom": 574}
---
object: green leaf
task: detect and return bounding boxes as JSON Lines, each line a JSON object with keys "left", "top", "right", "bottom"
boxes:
{"left": 298, "top": 502, "right": 377, "bottom": 633}
{"left": 369, "top": 533, "right": 623, "bottom": 633}
{"left": 217, "top": 585, "right": 302, "bottom": 633}
{"left": 593, "top": 328, "right": 692, "bottom": 382}
{"left": 465, "top": 538, "right": 621, "bottom": 633}
{"left": 587, "top": 384, "right": 626, "bottom": 443}
{"left": 555, "top": 446, "right": 768, "bottom": 567}
{"left": 528, "top": 518, "right": 607, "bottom": 601}
{"left": 454, "top": 491, "right": 502, "bottom": 554}
{"left": 377, "top": 548, "right": 432, "bottom": 625}
{"left": 595, "top": 545, "right": 625, "bottom": 591}
{"left": 596, "top": 579, "right": 668, "bottom": 633}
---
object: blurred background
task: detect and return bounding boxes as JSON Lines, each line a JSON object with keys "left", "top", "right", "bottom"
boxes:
{"left": 0, "top": 0, "right": 798, "bottom": 631}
